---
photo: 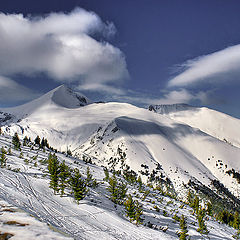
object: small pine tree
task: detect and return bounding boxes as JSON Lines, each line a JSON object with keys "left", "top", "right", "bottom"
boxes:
{"left": 70, "top": 168, "right": 88, "bottom": 203}
{"left": 34, "top": 135, "right": 41, "bottom": 145}
{"left": 23, "top": 136, "right": 29, "bottom": 146}
{"left": 107, "top": 174, "right": 118, "bottom": 204}
{"left": 193, "top": 196, "right": 200, "bottom": 214}
{"left": 137, "top": 176, "right": 143, "bottom": 189}
{"left": 107, "top": 174, "right": 127, "bottom": 205}
{"left": 179, "top": 215, "right": 188, "bottom": 240}
{"left": 44, "top": 138, "right": 49, "bottom": 149}
{"left": 124, "top": 194, "right": 136, "bottom": 222}
{"left": 187, "top": 190, "right": 194, "bottom": 206}
{"left": 19, "top": 151, "right": 24, "bottom": 158}
{"left": 0, "top": 147, "right": 7, "bottom": 168}
{"left": 8, "top": 147, "right": 12, "bottom": 155}
{"left": 118, "top": 179, "right": 127, "bottom": 201}
{"left": 40, "top": 137, "right": 45, "bottom": 149}
{"left": 135, "top": 200, "right": 143, "bottom": 225}
{"left": 103, "top": 167, "right": 109, "bottom": 181}
{"left": 48, "top": 153, "right": 60, "bottom": 194}
{"left": 206, "top": 201, "right": 212, "bottom": 216}
{"left": 86, "top": 167, "right": 98, "bottom": 188}
{"left": 124, "top": 195, "right": 143, "bottom": 225}
{"left": 197, "top": 207, "right": 208, "bottom": 235}
{"left": 67, "top": 149, "right": 72, "bottom": 156}
{"left": 59, "top": 160, "right": 70, "bottom": 196}
{"left": 233, "top": 211, "right": 240, "bottom": 230}
{"left": 12, "top": 132, "right": 21, "bottom": 150}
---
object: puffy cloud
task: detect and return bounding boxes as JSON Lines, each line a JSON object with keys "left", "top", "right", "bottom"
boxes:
{"left": 168, "top": 44, "right": 240, "bottom": 87}
{"left": 0, "top": 8, "right": 128, "bottom": 87}
{"left": 0, "top": 76, "right": 39, "bottom": 102}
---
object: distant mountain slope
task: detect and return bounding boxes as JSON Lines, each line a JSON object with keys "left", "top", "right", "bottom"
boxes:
{"left": 0, "top": 86, "right": 240, "bottom": 201}
{"left": 149, "top": 104, "right": 240, "bottom": 148}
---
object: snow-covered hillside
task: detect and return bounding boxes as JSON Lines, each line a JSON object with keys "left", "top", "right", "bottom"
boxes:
{"left": 149, "top": 104, "right": 240, "bottom": 148}
{"left": 0, "top": 133, "right": 238, "bottom": 239}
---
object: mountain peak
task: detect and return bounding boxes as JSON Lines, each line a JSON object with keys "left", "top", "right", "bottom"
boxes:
{"left": 51, "top": 85, "right": 91, "bottom": 108}
{"left": 0, "top": 85, "right": 91, "bottom": 119}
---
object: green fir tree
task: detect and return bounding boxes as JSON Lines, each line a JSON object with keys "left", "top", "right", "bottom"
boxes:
{"left": 59, "top": 160, "right": 70, "bottom": 196}
{"left": 70, "top": 168, "right": 88, "bottom": 203}
{"left": 124, "top": 194, "right": 136, "bottom": 222}
{"left": 48, "top": 153, "right": 60, "bottom": 194}
{"left": 179, "top": 215, "right": 188, "bottom": 240}
{"left": 0, "top": 147, "right": 7, "bottom": 168}
{"left": 12, "top": 132, "right": 21, "bottom": 150}
{"left": 197, "top": 207, "right": 208, "bottom": 235}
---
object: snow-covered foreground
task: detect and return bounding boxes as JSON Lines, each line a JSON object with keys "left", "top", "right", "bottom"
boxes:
{"left": 0, "top": 134, "right": 238, "bottom": 239}
{"left": 0, "top": 199, "right": 72, "bottom": 239}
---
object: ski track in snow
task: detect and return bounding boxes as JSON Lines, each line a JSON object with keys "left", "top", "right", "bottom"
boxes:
{"left": 0, "top": 168, "right": 176, "bottom": 240}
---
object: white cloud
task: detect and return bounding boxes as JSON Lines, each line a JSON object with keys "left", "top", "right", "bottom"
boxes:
{"left": 0, "top": 8, "right": 128, "bottom": 87}
{"left": 77, "top": 82, "right": 125, "bottom": 95}
{"left": 111, "top": 88, "right": 205, "bottom": 106}
{"left": 168, "top": 44, "right": 240, "bottom": 87}
{"left": 144, "top": 89, "right": 206, "bottom": 105}
{"left": 0, "top": 76, "right": 39, "bottom": 102}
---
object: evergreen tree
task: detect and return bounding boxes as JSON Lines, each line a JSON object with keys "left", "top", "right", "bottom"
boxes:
{"left": 107, "top": 174, "right": 127, "bottom": 204}
{"left": 0, "top": 147, "right": 7, "bottom": 168}
{"left": 23, "top": 136, "right": 29, "bottom": 146}
{"left": 197, "top": 207, "right": 208, "bottom": 235}
{"left": 86, "top": 167, "right": 98, "bottom": 188}
{"left": 187, "top": 190, "right": 194, "bottom": 206}
{"left": 233, "top": 211, "right": 240, "bottom": 230}
{"left": 124, "top": 194, "right": 136, "bottom": 222}
{"left": 118, "top": 179, "right": 127, "bottom": 201}
{"left": 103, "top": 167, "right": 109, "bottom": 181}
{"left": 8, "top": 147, "right": 12, "bottom": 155}
{"left": 193, "top": 196, "right": 200, "bottom": 214}
{"left": 107, "top": 174, "right": 118, "bottom": 204}
{"left": 137, "top": 176, "right": 143, "bottom": 189}
{"left": 48, "top": 153, "right": 60, "bottom": 194}
{"left": 67, "top": 149, "right": 72, "bottom": 156}
{"left": 34, "top": 135, "right": 41, "bottom": 145}
{"left": 44, "top": 138, "right": 49, "bottom": 149}
{"left": 59, "top": 160, "right": 70, "bottom": 196}
{"left": 40, "top": 137, "right": 45, "bottom": 149}
{"left": 124, "top": 194, "right": 143, "bottom": 225}
{"left": 70, "top": 168, "right": 88, "bottom": 203}
{"left": 12, "top": 132, "right": 21, "bottom": 150}
{"left": 179, "top": 215, "right": 188, "bottom": 240}
{"left": 135, "top": 200, "right": 143, "bottom": 225}
{"left": 206, "top": 201, "right": 213, "bottom": 216}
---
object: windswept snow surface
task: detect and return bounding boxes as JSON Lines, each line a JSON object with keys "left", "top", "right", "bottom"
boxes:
{"left": 0, "top": 134, "right": 238, "bottom": 239}
{"left": 1, "top": 86, "right": 240, "bottom": 199}
{"left": 0, "top": 199, "right": 72, "bottom": 240}
{"left": 150, "top": 104, "right": 240, "bottom": 148}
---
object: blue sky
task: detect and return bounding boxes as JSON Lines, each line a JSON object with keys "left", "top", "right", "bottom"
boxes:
{"left": 0, "top": 0, "right": 240, "bottom": 118}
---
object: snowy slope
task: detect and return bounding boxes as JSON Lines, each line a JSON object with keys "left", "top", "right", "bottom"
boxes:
{"left": 149, "top": 104, "right": 240, "bottom": 148}
{"left": 0, "top": 134, "right": 238, "bottom": 240}
{"left": 0, "top": 86, "right": 240, "bottom": 200}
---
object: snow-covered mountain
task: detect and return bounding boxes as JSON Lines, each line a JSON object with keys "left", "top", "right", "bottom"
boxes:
{"left": 0, "top": 85, "right": 240, "bottom": 239}
{"left": 0, "top": 86, "right": 240, "bottom": 198}
{"left": 149, "top": 104, "right": 240, "bottom": 148}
